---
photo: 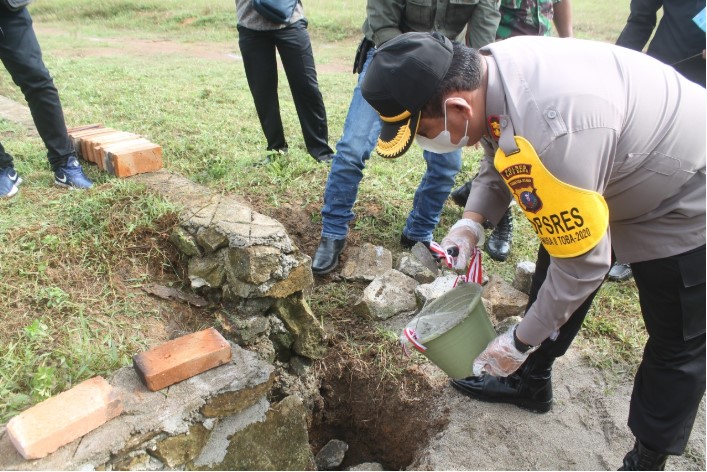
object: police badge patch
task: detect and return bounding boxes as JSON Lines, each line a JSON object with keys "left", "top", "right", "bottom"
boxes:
{"left": 499, "top": 164, "right": 543, "bottom": 213}
{"left": 487, "top": 115, "right": 501, "bottom": 141}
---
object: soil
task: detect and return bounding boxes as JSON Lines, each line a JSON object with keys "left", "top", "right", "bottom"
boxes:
{"left": 256, "top": 196, "right": 707, "bottom": 472}
{"left": 11, "top": 27, "right": 706, "bottom": 470}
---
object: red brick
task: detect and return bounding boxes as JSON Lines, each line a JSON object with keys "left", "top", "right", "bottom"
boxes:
{"left": 99, "top": 138, "right": 152, "bottom": 171}
{"left": 133, "top": 328, "right": 231, "bottom": 391}
{"left": 109, "top": 143, "right": 163, "bottom": 178}
{"left": 81, "top": 131, "right": 132, "bottom": 166}
{"left": 88, "top": 132, "right": 139, "bottom": 164}
{"left": 78, "top": 129, "right": 117, "bottom": 160}
{"left": 6, "top": 376, "right": 123, "bottom": 460}
{"left": 67, "top": 127, "right": 112, "bottom": 158}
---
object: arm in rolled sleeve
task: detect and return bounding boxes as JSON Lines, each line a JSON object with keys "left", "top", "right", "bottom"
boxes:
{"left": 615, "top": 0, "right": 662, "bottom": 51}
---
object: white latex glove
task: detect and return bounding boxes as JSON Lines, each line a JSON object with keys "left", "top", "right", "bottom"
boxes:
{"left": 472, "top": 325, "right": 534, "bottom": 377}
{"left": 440, "top": 218, "right": 485, "bottom": 271}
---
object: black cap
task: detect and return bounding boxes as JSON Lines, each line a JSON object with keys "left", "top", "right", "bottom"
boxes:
{"left": 361, "top": 32, "right": 454, "bottom": 158}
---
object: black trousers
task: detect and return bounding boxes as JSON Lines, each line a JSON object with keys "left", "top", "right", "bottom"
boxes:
{"left": 524, "top": 245, "right": 602, "bottom": 361}
{"left": 0, "top": 7, "right": 74, "bottom": 170}
{"left": 628, "top": 245, "right": 705, "bottom": 454}
{"left": 526, "top": 244, "right": 706, "bottom": 455}
{"left": 237, "top": 20, "right": 333, "bottom": 160}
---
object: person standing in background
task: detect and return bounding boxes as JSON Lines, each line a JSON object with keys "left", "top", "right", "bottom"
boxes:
{"left": 311, "top": 0, "right": 501, "bottom": 276}
{"left": 617, "top": 0, "right": 705, "bottom": 87}
{"left": 235, "top": 0, "right": 334, "bottom": 165}
{"left": 0, "top": 3, "right": 94, "bottom": 198}
{"left": 609, "top": 0, "right": 706, "bottom": 282}
{"left": 450, "top": 0, "right": 572, "bottom": 262}
{"left": 496, "top": 0, "right": 572, "bottom": 39}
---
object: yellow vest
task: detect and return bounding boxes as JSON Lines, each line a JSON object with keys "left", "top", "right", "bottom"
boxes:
{"left": 494, "top": 136, "right": 609, "bottom": 258}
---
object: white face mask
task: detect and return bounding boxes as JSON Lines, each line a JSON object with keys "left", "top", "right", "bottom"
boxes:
{"left": 415, "top": 98, "right": 469, "bottom": 154}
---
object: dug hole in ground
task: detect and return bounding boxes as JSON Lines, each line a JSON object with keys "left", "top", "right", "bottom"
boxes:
{"left": 264, "top": 201, "right": 704, "bottom": 472}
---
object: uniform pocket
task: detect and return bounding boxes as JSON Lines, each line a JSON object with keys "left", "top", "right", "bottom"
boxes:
{"left": 678, "top": 245, "right": 706, "bottom": 341}
{"left": 405, "top": 0, "right": 433, "bottom": 25}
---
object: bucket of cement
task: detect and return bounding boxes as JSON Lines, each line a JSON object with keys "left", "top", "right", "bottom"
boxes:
{"left": 402, "top": 283, "right": 495, "bottom": 379}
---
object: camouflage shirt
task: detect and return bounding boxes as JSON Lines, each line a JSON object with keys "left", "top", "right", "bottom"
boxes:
{"left": 496, "top": 0, "right": 562, "bottom": 39}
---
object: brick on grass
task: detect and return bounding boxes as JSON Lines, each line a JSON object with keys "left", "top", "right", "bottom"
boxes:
{"left": 74, "top": 128, "right": 117, "bottom": 160}
{"left": 67, "top": 127, "right": 113, "bottom": 158}
{"left": 87, "top": 131, "right": 139, "bottom": 164}
{"left": 99, "top": 138, "right": 153, "bottom": 173}
{"left": 6, "top": 376, "right": 123, "bottom": 460}
{"left": 109, "top": 142, "right": 163, "bottom": 178}
{"left": 133, "top": 327, "right": 231, "bottom": 391}
{"left": 80, "top": 130, "right": 132, "bottom": 165}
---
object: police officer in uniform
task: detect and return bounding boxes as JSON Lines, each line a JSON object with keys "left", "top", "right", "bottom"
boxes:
{"left": 360, "top": 32, "right": 705, "bottom": 470}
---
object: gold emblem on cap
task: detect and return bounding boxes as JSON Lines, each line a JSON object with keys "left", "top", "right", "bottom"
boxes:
{"left": 376, "top": 117, "right": 412, "bottom": 158}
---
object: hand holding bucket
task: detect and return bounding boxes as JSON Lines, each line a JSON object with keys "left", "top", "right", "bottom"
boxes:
{"left": 400, "top": 283, "right": 496, "bottom": 379}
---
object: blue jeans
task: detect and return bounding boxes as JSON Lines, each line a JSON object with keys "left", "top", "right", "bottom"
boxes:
{"left": 321, "top": 49, "right": 462, "bottom": 242}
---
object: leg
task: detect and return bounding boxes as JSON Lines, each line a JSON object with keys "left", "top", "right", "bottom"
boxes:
{"left": 0, "top": 142, "right": 21, "bottom": 197}
{"left": 486, "top": 207, "right": 514, "bottom": 261}
{"left": 275, "top": 20, "right": 333, "bottom": 160}
{"left": 320, "top": 48, "right": 380, "bottom": 240}
{"left": 628, "top": 245, "right": 705, "bottom": 455}
{"left": 312, "top": 49, "right": 380, "bottom": 274}
{"left": 0, "top": 8, "right": 74, "bottom": 169}
{"left": 402, "top": 149, "right": 462, "bottom": 243}
{"left": 0, "top": 142, "right": 14, "bottom": 169}
{"left": 237, "top": 25, "right": 287, "bottom": 152}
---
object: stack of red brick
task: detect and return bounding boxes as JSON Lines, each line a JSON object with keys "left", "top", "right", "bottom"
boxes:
{"left": 5, "top": 328, "right": 231, "bottom": 460}
{"left": 67, "top": 124, "right": 163, "bottom": 178}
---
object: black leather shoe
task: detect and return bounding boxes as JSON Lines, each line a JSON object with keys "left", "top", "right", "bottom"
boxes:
{"left": 450, "top": 180, "right": 472, "bottom": 207}
{"left": 486, "top": 208, "right": 513, "bottom": 261}
{"left": 619, "top": 440, "right": 668, "bottom": 471}
{"left": 450, "top": 356, "right": 553, "bottom": 413}
{"left": 608, "top": 262, "right": 633, "bottom": 282}
{"left": 311, "top": 237, "right": 346, "bottom": 275}
{"left": 313, "top": 153, "right": 334, "bottom": 164}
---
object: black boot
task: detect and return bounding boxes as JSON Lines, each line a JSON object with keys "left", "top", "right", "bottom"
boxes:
{"left": 450, "top": 354, "right": 553, "bottom": 413}
{"left": 618, "top": 441, "right": 668, "bottom": 471}
{"left": 450, "top": 180, "right": 472, "bottom": 207}
{"left": 311, "top": 237, "right": 346, "bottom": 275}
{"left": 486, "top": 208, "right": 513, "bottom": 261}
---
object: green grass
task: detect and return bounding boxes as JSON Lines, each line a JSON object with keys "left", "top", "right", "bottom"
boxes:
{"left": 0, "top": 178, "right": 181, "bottom": 422}
{"left": 0, "top": 0, "right": 644, "bottom": 421}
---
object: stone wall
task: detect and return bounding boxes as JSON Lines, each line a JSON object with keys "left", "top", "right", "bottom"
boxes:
{"left": 134, "top": 171, "right": 326, "bottom": 362}
{"left": 0, "top": 170, "right": 328, "bottom": 471}
{"left": 0, "top": 344, "right": 313, "bottom": 471}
